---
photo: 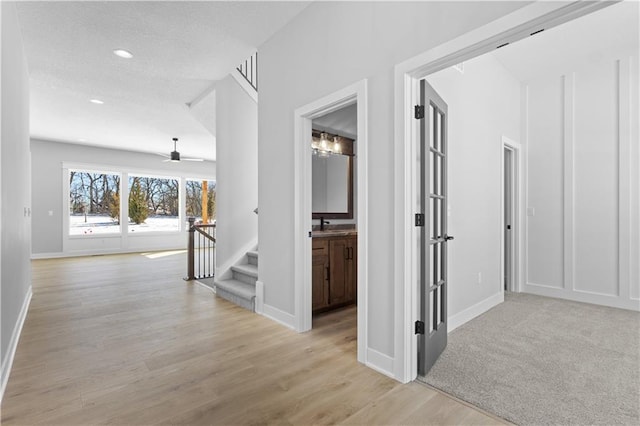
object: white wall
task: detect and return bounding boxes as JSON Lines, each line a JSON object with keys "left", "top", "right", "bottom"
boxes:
{"left": 215, "top": 75, "right": 258, "bottom": 276}
{"left": 258, "top": 1, "right": 526, "bottom": 364}
{"left": 31, "top": 139, "right": 215, "bottom": 257}
{"left": 524, "top": 50, "right": 640, "bottom": 310}
{"left": 1, "top": 1, "right": 32, "bottom": 397}
{"left": 426, "top": 54, "right": 521, "bottom": 321}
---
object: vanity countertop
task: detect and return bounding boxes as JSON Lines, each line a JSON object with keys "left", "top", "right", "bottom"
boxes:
{"left": 311, "top": 229, "right": 357, "bottom": 238}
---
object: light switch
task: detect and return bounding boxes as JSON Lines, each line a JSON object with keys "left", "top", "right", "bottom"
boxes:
{"left": 527, "top": 207, "right": 535, "bottom": 217}
{"left": 48, "top": 210, "right": 54, "bottom": 216}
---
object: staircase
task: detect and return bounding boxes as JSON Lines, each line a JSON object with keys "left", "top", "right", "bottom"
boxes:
{"left": 214, "top": 250, "right": 258, "bottom": 311}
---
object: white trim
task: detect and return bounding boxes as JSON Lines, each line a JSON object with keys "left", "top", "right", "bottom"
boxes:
{"left": 502, "top": 137, "right": 524, "bottom": 294}
{"left": 262, "top": 303, "right": 296, "bottom": 330}
{"left": 524, "top": 282, "right": 640, "bottom": 312}
{"left": 393, "top": 1, "right": 615, "bottom": 383}
{"left": 255, "top": 280, "right": 264, "bottom": 314}
{"left": 231, "top": 69, "right": 258, "bottom": 104}
{"left": 366, "top": 348, "right": 395, "bottom": 380}
{"left": 448, "top": 291, "right": 504, "bottom": 333}
{"left": 293, "top": 79, "right": 368, "bottom": 365}
{"left": 1, "top": 287, "right": 32, "bottom": 402}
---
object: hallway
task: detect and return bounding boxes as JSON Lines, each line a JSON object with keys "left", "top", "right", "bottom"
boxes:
{"left": 1, "top": 252, "right": 504, "bottom": 425}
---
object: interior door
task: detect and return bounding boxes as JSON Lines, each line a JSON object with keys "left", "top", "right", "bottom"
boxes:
{"left": 417, "top": 79, "right": 452, "bottom": 378}
{"left": 504, "top": 147, "right": 513, "bottom": 291}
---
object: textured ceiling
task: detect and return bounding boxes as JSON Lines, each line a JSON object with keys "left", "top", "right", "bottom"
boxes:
{"left": 491, "top": 1, "right": 638, "bottom": 83}
{"left": 15, "top": 1, "right": 310, "bottom": 161}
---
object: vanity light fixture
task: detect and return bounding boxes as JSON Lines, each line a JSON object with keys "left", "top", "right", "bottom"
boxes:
{"left": 312, "top": 131, "right": 343, "bottom": 157}
{"left": 113, "top": 49, "right": 134, "bottom": 59}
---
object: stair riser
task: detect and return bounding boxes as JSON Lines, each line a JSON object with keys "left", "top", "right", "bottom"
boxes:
{"left": 247, "top": 256, "right": 258, "bottom": 266}
{"left": 215, "top": 287, "right": 255, "bottom": 311}
{"left": 233, "top": 270, "right": 257, "bottom": 286}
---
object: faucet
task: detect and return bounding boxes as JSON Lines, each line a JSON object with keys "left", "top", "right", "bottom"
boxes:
{"left": 320, "top": 217, "right": 330, "bottom": 231}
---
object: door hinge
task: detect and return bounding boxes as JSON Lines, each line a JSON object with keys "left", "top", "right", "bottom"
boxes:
{"left": 415, "top": 320, "right": 425, "bottom": 335}
{"left": 414, "top": 105, "right": 425, "bottom": 119}
{"left": 415, "top": 213, "right": 425, "bottom": 227}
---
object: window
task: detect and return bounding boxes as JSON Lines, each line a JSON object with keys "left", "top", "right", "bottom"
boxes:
{"left": 128, "top": 176, "right": 180, "bottom": 233}
{"left": 186, "top": 179, "right": 216, "bottom": 224}
{"left": 69, "top": 171, "right": 121, "bottom": 235}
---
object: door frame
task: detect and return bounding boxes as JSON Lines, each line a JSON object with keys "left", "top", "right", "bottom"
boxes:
{"left": 501, "top": 137, "right": 524, "bottom": 294}
{"left": 293, "top": 79, "right": 368, "bottom": 364}
{"left": 392, "top": 1, "right": 613, "bottom": 382}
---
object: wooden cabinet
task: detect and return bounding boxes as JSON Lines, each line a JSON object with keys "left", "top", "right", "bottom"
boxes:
{"left": 312, "top": 234, "right": 357, "bottom": 314}
{"left": 312, "top": 239, "right": 330, "bottom": 312}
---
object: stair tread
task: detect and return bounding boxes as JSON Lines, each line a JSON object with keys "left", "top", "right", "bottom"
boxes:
{"left": 214, "top": 279, "right": 256, "bottom": 299}
{"left": 246, "top": 251, "right": 258, "bottom": 257}
{"left": 231, "top": 263, "right": 258, "bottom": 277}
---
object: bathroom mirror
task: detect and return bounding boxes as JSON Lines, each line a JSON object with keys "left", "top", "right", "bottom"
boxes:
{"left": 312, "top": 131, "right": 353, "bottom": 219}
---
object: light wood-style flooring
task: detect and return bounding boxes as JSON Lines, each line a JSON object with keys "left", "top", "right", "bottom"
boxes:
{"left": 1, "top": 251, "right": 506, "bottom": 425}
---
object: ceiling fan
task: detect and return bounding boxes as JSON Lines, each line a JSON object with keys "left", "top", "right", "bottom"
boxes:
{"left": 159, "top": 138, "right": 204, "bottom": 162}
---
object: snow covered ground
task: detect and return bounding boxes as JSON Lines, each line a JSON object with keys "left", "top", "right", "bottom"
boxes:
{"left": 69, "top": 214, "right": 182, "bottom": 235}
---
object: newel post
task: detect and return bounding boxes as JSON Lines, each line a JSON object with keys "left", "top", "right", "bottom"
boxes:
{"left": 186, "top": 217, "right": 196, "bottom": 281}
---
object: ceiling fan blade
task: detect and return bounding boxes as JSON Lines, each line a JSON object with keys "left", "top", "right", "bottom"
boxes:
{"left": 182, "top": 158, "right": 205, "bottom": 162}
{"left": 156, "top": 152, "right": 171, "bottom": 158}
{"left": 162, "top": 159, "right": 172, "bottom": 162}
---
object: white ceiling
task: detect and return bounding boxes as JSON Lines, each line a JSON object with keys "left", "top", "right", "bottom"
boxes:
{"left": 491, "top": 1, "right": 639, "bottom": 82}
{"left": 15, "top": 1, "right": 310, "bottom": 161}
{"left": 313, "top": 103, "right": 357, "bottom": 140}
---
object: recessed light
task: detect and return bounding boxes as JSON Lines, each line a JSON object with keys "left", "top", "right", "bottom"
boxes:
{"left": 90, "top": 99, "right": 104, "bottom": 104}
{"left": 113, "top": 49, "right": 133, "bottom": 59}
{"left": 78, "top": 138, "right": 87, "bottom": 142}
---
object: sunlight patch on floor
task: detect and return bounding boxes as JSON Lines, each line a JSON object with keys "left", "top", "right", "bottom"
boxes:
{"left": 140, "top": 250, "right": 186, "bottom": 259}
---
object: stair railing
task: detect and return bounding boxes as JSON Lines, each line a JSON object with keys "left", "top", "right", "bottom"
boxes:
{"left": 237, "top": 51, "right": 258, "bottom": 92}
{"left": 186, "top": 217, "right": 216, "bottom": 280}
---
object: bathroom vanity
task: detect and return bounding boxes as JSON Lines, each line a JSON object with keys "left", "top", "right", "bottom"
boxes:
{"left": 311, "top": 230, "right": 357, "bottom": 314}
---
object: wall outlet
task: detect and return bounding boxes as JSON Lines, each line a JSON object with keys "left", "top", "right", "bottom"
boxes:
{"left": 477, "top": 272, "right": 482, "bottom": 284}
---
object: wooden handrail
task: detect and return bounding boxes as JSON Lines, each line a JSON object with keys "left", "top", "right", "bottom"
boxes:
{"left": 194, "top": 225, "right": 216, "bottom": 243}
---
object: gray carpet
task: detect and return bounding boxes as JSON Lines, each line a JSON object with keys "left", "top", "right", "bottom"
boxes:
{"left": 424, "top": 293, "right": 640, "bottom": 425}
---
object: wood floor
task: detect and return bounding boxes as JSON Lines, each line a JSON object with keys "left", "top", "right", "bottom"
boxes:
{"left": 1, "top": 251, "right": 506, "bottom": 425}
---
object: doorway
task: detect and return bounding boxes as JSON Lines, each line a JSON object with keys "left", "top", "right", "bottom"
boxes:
{"left": 293, "top": 80, "right": 368, "bottom": 365}
{"left": 502, "top": 138, "right": 521, "bottom": 294}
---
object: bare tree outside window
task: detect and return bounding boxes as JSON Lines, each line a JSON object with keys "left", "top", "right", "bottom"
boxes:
{"left": 69, "top": 171, "right": 121, "bottom": 235}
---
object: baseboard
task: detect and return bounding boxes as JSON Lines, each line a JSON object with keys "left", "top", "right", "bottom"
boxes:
{"left": 448, "top": 291, "right": 504, "bottom": 332}
{"left": 1, "top": 286, "right": 32, "bottom": 402}
{"left": 32, "top": 246, "right": 186, "bottom": 260}
{"left": 261, "top": 303, "right": 296, "bottom": 330}
{"left": 366, "top": 348, "right": 396, "bottom": 380}
{"left": 31, "top": 252, "right": 67, "bottom": 259}
{"left": 255, "top": 281, "right": 264, "bottom": 314}
{"left": 524, "top": 283, "right": 640, "bottom": 311}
